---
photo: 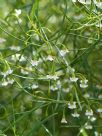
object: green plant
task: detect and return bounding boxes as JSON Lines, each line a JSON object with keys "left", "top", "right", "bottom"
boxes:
{"left": 0, "top": 0, "right": 102, "bottom": 135}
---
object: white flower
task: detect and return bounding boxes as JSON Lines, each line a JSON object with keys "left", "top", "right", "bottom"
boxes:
{"left": 31, "top": 84, "right": 38, "bottom": 89}
{"left": 74, "top": 14, "right": 84, "bottom": 20}
{"left": 33, "top": 51, "right": 36, "bottom": 56}
{"left": 10, "top": 46, "right": 20, "bottom": 51}
{"left": 2, "top": 69, "right": 13, "bottom": 77}
{"left": 46, "top": 74, "right": 59, "bottom": 80}
{"left": 8, "top": 79, "right": 14, "bottom": 84}
{"left": 0, "top": 38, "right": 6, "bottom": 43}
{"left": 48, "top": 15, "right": 57, "bottom": 24}
{"left": 1, "top": 80, "right": 8, "bottom": 86}
{"left": 50, "top": 85, "right": 58, "bottom": 91}
{"left": 93, "top": 0, "right": 102, "bottom": 9}
{"left": 94, "top": 131, "right": 99, "bottom": 136}
{"left": 34, "top": 35, "right": 39, "bottom": 41}
{"left": 35, "top": 108, "right": 42, "bottom": 115}
{"left": 71, "top": 112, "right": 80, "bottom": 118}
{"left": 78, "top": 0, "right": 91, "bottom": 4}
{"left": 98, "top": 95, "right": 102, "bottom": 99}
{"left": 90, "top": 117, "right": 96, "bottom": 122}
{"left": 19, "top": 56, "right": 26, "bottom": 62}
{"left": 1, "top": 78, "right": 14, "bottom": 86}
{"left": 97, "top": 108, "right": 102, "bottom": 113}
{"left": 11, "top": 54, "right": 20, "bottom": 62}
{"left": 7, "top": 69, "right": 13, "bottom": 75}
{"left": 68, "top": 101, "right": 76, "bottom": 109}
{"left": 80, "top": 84, "right": 88, "bottom": 88}
{"left": 85, "top": 123, "right": 93, "bottom": 130}
{"left": 96, "top": 85, "right": 102, "bottom": 90}
{"left": 83, "top": 93, "right": 90, "bottom": 98}
{"left": 56, "top": 80, "right": 61, "bottom": 88}
{"left": 60, "top": 49, "right": 69, "bottom": 57}
{"left": 95, "top": 23, "right": 102, "bottom": 28}
{"left": 11, "top": 54, "right": 26, "bottom": 62}
{"left": 80, "top": 79, "right": 88, "bottom": 88}
{"left": 72, "top": 0, "right": 76, "bottom": 2}
{"left": 31, "top": 60, "right": 39, "bottom": 66}
{"left": 46, "top": 55, "right": 54, "bottom": 61}
{"left": 18, "top": 18, "right": 22, "bottom": 23}
{"left": 21, "top": 69, "right": 29, "bottom": 75}
{"left": 62, "top": 88, "right": 70, "bottom": 93}
{"left": 15, "top": 9, "right": 21, "bottom": 17}
{"left": 61, "top": 117, "right": 67, "bottom": 123}
{"left": 85, "top": 109, "right": 93, "bottom": 116}
{"left": 70, "top": 68, "right": 75, "bottom": 73}
{"left": 70, "top": 77, "right": 78, "bottom": 82}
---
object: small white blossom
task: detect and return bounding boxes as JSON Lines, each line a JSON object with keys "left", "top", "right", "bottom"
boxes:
{"left": 85, "top": 123, "right": 93, "bottom": 130}
{"left": 70, "top": 77, "right": 78, "bottom": 82}
{"left": 68, "top": 101, "right": 76, "bottom": 109}
{"left": 56, "top": 80, "right": 61, "bottom": 88}
{"left": 74, "top": 14, "right": 84, "bottom": 20}
{"left": 8, "top": 79, "right": 14, "bottom": 84}
{"left": 0, "top": 38, "right": 6, "bottom": 43}
{"left": 78, "top": 0, "right": 91, "bottom": 5}
{"left": 98, "top": 95, "right": 102, "bottom": 99}
{"left": 18, "top": 18, "right": 22, "bottom": 23}
{"left": 11, "top": 54, "right": 20, "bottom": 62}
{"left": 34, "top": 34, "right": 40, "bottom": 41}
{"left": 2, "top": 69, "right": 13, "bottom": 77}
{"left": 80, "top": 84, "right": 88, "bottom": 88}
{"left": 93, "top": 0, "right": 102, "bottom": 9}
{"left": 95, "top": 23, "right": 102, "bottom": 28}
{"left": 97, "top": 108, "right": 102, "bottom": 113}
{"left": 46, "top": 74, "right": 59, "bottom": 80}
{"left": 85, "top": 109, "right": 93, "bottom": 116}
{"left": 7, "top": 69, "right": 13, "bottom": 75}
{"left": 33, "top": 51, "right": 36, "bottom": 56}
{"left": 48, "top": 15, "right": 57, "bottom": 24}
{"left": 80, "top": 79, "right": 88, "bottom": 88}
{"left": 31, "top": 84, "right": 38, "bottom": 89}
{"left": 96, "top": 85, "right": 102, "bottom": 90}
{"left": 50, "top": 85, "right": 58, "bottom": 91}
{"left": 71, "top": 112, "right": 80, "bottom": 118}
{"left": 62, "top": 88, "right": 70, "bottom": 93}
{"left": 1, "top": 78, "right": 14, "bottom": 86}
{"left": 72, "top": 0, "right": 76, "bottom": 2}
{"left": 1, "top": 80, "right": 8, "bottom": 86}
{"left": 83, "top": 93, "right": 90, "bottom": 98}
{"left": 21, "top": 69, "right": 29, "bottom": 75}
{"left": 31, "top": 60, "right": 39, "bottom": 66}
{"left": 46, "top": 55, "right": 54, "bottom": 61}
{"left": 60, "top": 49, "right": 69, "bottom": 57}
{"left": 11, "top": 54, "right": 26, "bottom": 62}
{"left": 90, "top": 117, "right": 96, "bottom": 122}
{"left": 10, "top": 46, "right": 20, "bottom": 51}
{"left": 35, "top": 108, "right": 42, "bottom": 115}
{"left": 70, "top": 68, "right": 75, "bottom": 73}
{"left": 15, "top": 9, "right": 21, "bottom": 17}
{"left": 61, "top": 116, "right": 67, "bottom": 124}
{"left": 94, "top": 131, "right": 99, "bottom": 136}
{"left": 19, "top": 56, "right": 26, "bottom": 62}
